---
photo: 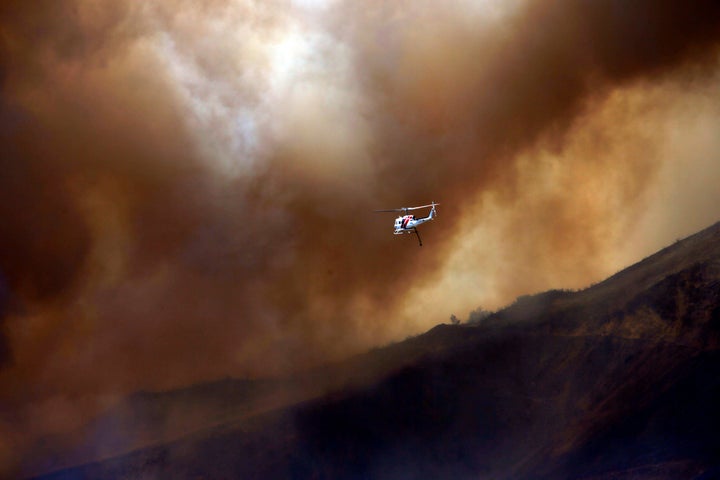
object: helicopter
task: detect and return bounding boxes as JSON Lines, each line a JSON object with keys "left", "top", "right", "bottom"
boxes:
{"left": 374, "top": 202, "right": 439, "bottom": 246}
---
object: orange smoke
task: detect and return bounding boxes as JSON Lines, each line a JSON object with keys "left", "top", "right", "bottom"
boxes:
{"left": 2, "top": 0, "right": 720, "bottom": 475}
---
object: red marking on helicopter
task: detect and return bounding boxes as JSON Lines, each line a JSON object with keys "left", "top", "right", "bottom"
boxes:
{"left": 374, "top": 202, "right": 439, "bottom": 247}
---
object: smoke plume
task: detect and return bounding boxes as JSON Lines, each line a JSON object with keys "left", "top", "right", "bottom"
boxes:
{"left": 2, "top": 0, "right": 720, "bottom": 474}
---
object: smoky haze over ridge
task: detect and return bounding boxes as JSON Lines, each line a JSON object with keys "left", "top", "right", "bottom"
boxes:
{"left": 2, "top": 0, "right": 720, "bottom": 473}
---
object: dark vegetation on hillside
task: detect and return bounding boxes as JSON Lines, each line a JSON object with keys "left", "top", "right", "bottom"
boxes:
{"left": 34, "top": 222, "right": 720, "bottom": 480}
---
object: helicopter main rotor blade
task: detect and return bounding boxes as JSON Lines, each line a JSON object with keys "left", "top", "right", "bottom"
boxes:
{"left": 374, "top": 203, "right": 439, "bottom": 213}
{"left": 404, "top": 203, "right": 440, "bottom": 210}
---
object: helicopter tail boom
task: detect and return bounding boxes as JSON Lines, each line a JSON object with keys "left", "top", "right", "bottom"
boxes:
{"left": 377, "top": 202, "right": 438, "bottom": 247}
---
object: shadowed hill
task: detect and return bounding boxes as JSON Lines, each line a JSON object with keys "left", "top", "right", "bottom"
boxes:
{"left": 34, "top": 221, "right": 720, "bottom": 479}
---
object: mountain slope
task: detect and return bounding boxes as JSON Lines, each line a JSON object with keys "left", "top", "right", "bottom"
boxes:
{"left": 35, "top": 221, "right": 720, "bottom": 480}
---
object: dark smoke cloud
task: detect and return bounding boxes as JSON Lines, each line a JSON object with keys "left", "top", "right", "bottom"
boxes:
{"left": 328, "top": 0, "right": 720, "bottom": 306}
{"left": 2, "top": 0, "right": 720, "bottom": 474}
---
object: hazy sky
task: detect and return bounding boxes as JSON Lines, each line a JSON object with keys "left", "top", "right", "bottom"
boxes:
{"left": 2, "top": 0, "right": 720, "bottom": 473}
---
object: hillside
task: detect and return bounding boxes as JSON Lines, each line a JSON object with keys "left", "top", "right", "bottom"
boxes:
{"left": 34, "top": 221, "right": 720, "bottom": 479}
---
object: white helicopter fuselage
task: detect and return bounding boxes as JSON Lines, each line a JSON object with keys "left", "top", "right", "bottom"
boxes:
{"left": 393, "top": 206, "right": 436, "bottom": 234}
{"left": 375, "top": 201, "right": 438, "bottom": 246}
